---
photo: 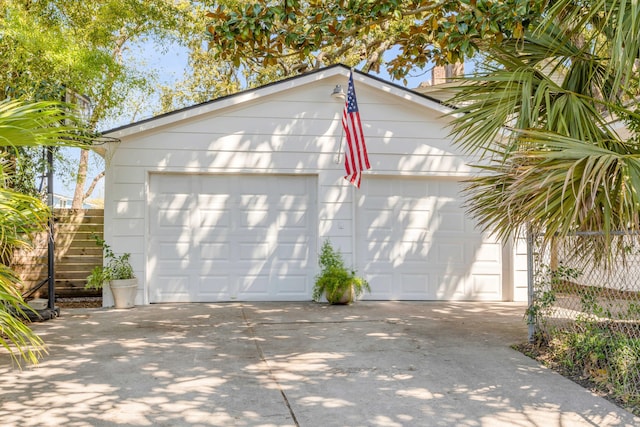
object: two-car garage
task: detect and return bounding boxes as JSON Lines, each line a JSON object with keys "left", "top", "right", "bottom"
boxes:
{"left": 103, "top": 65, "right": 516, "bottom": 306}
{"left": 147, "top": 173, "right": 503, "bottom": 303}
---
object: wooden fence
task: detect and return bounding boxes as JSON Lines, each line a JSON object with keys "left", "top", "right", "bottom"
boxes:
{"left": 10, "top": 209, "right": 104, "bottom": 298}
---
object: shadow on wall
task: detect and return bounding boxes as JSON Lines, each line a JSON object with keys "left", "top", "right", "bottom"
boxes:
{"left": 357, "top": 176, "right": 499, "bottom": 301}
{"left": 116, "top": 86, "right": 493, "bottom": 303}
{"left": 0, "top": 302, "right": 630, "bottom": 426}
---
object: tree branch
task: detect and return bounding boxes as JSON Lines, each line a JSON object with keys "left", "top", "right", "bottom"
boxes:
{"left": 83, "top": 170, "right": 105, "bottom": 201}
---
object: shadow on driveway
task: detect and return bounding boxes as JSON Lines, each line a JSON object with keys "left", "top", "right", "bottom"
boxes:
{"left": 0, "top": 302, "right": 638, "bottom": 426}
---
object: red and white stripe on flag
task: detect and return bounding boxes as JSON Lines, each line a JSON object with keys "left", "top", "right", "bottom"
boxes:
{"left": 342, "top": 70, "right": 370, "bottom": 188}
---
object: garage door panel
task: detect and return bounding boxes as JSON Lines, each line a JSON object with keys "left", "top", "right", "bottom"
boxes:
{"left": 197, "top": 175, "right": 232, "bottom": 193}
{"left": 155, "top": 194, "right": 191, "bottom": 209}
{"left": 366, "top": 208, "right": 395, "bottom": 231}
{"left": 238, "top": 208, "right": 270, "bottom": 228}
{"left": 154, "top": 257, "right": 191, "bottom": 272}
{"left": 402, "top": 219, "right": 432, "bottom": 234}
{"left": 278, "top": 210, "right": 310, "bottom": 228}
{"left": 198, "top": 261, "right": 234, "bottom": 275}
{"left": 437, "top": 212, "right": 465, "bottom": 232}
{"left": 236, "top": 175, "right": 268, "bottom": 190}
{"left": 276, "top": 243, "right": 309, "bottom": 261}
{"left": 400, "top": 274, "right": 430, "bottom": 296}
{"left": 398, "top": 242, "right": 436, "bottom": 262}
{"left": 367, "top": 273, "right": 394, "bottom": 298}
{"left": 399, "top": 180, "right": 429, "bottom": 196}
{"left": 157, "top": 242, "right": 191, "bottom": 260}
{"left": 197, "top": 194, "right": 230, "bottom": 205}
{"left": 155, "top": 207, "right": 191, "bottom": 228}
{"left": 238, "top": 275, "right": 270, "bottom": 296}
{"left": 398, "top": 228, "right": 429, "bottom": 242}
{"left": 154, "top": 275, "right": 192, "bottom": 301}
{"left": 363, "top": 241, "right": 394, "bottom": 263}
{"left": 198, "top": 209, "right": 231, "bottom": 228}
{"left": 364, "top": 196, "right": 398, "bottom": 211}
{"left": 469, "top": 242, "right": 501, "bottom": 263}
{"left": 471, "top": 275, "right": 502, "bottom": 300}
{"left": 278, "top": 193, "right": 309, "bottom": 207}
{"left": 396, "top": 205, "right": 434, "bottom": 222}
{"left": 277, "top": 177, "right": 312, "bottom": 193}
{"left": 199, "top": 243, "right": 230, "bottom": 260}
{"left": 198, "top": 276, "right": 233, "bottom": 299}
{"left": 437, "top": 242, "right": 465, "bottom": 264}
{"left": 436, "top": 180, "right": 461, "bottom": 197}
{"left": 276, "top": 276, "right": 310, "bottom": 294}
{"left": 364, "top": 229, "right": 394, "bottom": 244}
{"left": 149, "top": 174, "right": 316, "bottom": 302}
{"left": 358, "top": 177, "right": 502, "bottom": 301}
{"left": 155, "top": 175, "right": 192, "bottom": 193}
{"left": 197, "top": 233, "right": 231, "bottom": 247}
{"left": 238, "top": 243, "right": 269, "bottom": 260}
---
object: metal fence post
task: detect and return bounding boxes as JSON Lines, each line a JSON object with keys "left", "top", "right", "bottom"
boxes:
{"left": 527, "top": 228, "right": 535, "bottom": 343}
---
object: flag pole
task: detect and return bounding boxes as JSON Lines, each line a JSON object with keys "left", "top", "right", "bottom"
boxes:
{"left": 335, "top": 125, "right": 345, "bottom": 164}
{"left": 334, "top": 68, "right": 353, "bottom": 164}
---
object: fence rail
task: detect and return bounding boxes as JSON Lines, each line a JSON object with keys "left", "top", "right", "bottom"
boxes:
{"left": 10, "top": 209, "right": 104, "bottom": 298}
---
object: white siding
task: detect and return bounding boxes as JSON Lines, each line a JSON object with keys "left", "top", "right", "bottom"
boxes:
{"left": 103, "top": 67, "right": 513, "bottom": 304}
{"left": 513, "top": 235, "right": 530, "bottom": 302}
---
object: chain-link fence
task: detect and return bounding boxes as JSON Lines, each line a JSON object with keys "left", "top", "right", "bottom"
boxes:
{"left": 529, "top": 232, "right": 640, "bottom": 407}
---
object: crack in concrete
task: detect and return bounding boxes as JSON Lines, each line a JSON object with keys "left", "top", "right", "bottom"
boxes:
{"left": 241, "top": 306, "right": 300, "bottom": 426}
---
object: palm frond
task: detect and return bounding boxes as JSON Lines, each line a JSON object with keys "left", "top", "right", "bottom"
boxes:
{"left": 543, "top": 0, "right": 640, "bottom": 99}
{"left": 465, "top": 130, "right": 640, "bottom": 246}
{"left": 0, "top": 99, "right": 89, "bottom": 367}
{"left": 0, "top": 99, "right": 90, "bottom": 149}
{"left": 0, "top": 264, "right": 47, "bottom": 367}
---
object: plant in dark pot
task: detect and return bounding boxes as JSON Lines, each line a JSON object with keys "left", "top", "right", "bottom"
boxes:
{"left": 312, "top": 239, "right": 370, "bottom": 304}
{"left": 86, "top": 236, "right": 137, "bottom": 309}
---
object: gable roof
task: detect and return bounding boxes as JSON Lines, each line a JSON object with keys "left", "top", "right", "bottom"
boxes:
{"left": 102, "top": 64, "right": 453, "bottom": 140}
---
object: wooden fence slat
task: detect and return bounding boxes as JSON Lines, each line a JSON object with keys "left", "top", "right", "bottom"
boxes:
{"left": 10, "top": 208, "right": 105, "bottom": 298}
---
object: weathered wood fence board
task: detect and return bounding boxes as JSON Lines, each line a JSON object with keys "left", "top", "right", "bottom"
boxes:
{"left": 11, "top": 209, "right": 104, "bottom": 298}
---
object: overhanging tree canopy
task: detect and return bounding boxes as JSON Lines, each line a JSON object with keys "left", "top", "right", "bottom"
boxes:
{"left": 205, "top": 0, "right": 544, "bottom": 81}
{"left": 447, "top": 0, "right": 640, "bottom": 251}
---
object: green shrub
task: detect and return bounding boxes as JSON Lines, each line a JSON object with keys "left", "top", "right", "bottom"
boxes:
{"left": 550, "top": 326, "right": 640, "bottom": 406}
{"left": 85, "top": 236, "right": 135, "bottom": 290}
{"left": 312, "top": 240, "right": 370, "bottom": 304}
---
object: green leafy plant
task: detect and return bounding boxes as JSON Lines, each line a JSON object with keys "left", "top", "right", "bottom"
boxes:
{"left": 550, "top": 326, "right": 640, "bottom": 408}
{"left": 312, "top": 240, "right": 370, "bottom": 304}
{"left": 85, "top": 236, "right": 135, "bottom": 290}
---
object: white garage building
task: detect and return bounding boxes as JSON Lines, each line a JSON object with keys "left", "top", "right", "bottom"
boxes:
{"left": 101, "top": 64, "right": 528, "bottom": 305}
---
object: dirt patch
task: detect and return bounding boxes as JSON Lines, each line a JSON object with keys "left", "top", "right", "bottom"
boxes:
{"left": 513, "top": 342, "right": 640, "bottom": 417}
{"left": 55, "top": 297, "right": 102, "bottom": 309}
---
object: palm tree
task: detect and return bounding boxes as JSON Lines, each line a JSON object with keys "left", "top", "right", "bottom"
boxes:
{"left": 0, "top": 99, "right": 86, "bottom": 367}
{"left": 448, "top": 0, "right": 640, "bottom": 258}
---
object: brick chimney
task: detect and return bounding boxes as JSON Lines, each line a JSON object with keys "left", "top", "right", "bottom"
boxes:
{"left": 432, "top": 62, "right": 464, "bottom": 85}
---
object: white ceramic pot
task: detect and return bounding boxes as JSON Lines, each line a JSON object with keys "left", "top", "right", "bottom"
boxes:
{"left": 330, "top": 285, "right": 355, "bottom": 305}
{"left": 109, "top": 278, "right": 138, "bottom": 309}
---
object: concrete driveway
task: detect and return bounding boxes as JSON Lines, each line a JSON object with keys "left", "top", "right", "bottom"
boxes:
{"left": 0, "top": 301, "right": 638, "bottom": 427}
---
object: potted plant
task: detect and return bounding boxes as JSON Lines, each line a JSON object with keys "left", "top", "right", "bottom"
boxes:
{"left": 312, "top": 239, "right": 370, "bottom": 304}
{"left": 86, "top": 236, "right": 137, "bottom": 308}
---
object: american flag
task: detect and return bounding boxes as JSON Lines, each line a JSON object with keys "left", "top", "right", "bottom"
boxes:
{"left": 342, "top": 71, "right": 370, "bottom": 188}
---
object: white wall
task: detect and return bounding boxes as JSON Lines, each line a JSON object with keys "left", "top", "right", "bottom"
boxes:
{"left": 103, "top": 69, "right": 512, "bottom": 304}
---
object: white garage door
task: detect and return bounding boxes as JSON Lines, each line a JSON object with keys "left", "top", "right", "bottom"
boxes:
{"left": 357, "top": 177, "right": 503, "bottom": 300}
{"left": 148, "top": 174, "right": 316, "bottom": 302}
